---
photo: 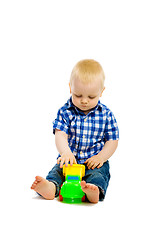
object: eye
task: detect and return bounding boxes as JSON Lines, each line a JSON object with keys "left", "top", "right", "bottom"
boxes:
{"left": 89, "top": 96, "right": 96, "bottom": 99}
{"left": 75, "top": 94, "right": 82, "bottom": 98}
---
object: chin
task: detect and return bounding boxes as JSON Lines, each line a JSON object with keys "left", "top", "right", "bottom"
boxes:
{"left": 81, "top": 107, "right": 90, "bottom": 111}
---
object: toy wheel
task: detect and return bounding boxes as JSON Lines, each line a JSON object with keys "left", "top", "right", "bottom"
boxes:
{"left": 59, "top": 190, "right": 63, "bottom": 201}
{"left": 82, "top": 195, "right": 85, "bottom": 202}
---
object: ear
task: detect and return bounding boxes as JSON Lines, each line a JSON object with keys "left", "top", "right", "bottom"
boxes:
{"left": 100, "top": 86, "right": 105, "bottom": 97}
{"left": 69, "top": 82, "right": 72, "bottom": 94}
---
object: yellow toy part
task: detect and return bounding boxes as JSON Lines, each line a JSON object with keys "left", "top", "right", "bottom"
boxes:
{"left": 63, "top": 164, "right": 85, "bottom": 180}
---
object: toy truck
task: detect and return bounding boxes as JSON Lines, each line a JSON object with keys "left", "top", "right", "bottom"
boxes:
{"left": 59, "top": 164, "right": 85, "bottom": 203}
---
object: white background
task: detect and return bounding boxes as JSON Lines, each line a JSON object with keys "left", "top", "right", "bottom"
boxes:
{"left": 0, "top": 0, "right": 160, "bottom": 239}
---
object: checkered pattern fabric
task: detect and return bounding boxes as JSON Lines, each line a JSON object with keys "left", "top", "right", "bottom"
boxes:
{"left": 53, "top": 97, "right": 119, "bottom": 164}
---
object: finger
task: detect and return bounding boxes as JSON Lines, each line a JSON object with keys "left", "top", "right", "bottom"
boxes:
{"left": 65, "top": 157, "right": 69, "bottom": 167}
{"left": 57, "top": 157, "right": 61, "bottom": 164}
{"left": 70, "top": 156, "right": 76, "bottom": 166}
{"left": 84, "top": 158, "right": 90, "bottom": 163}
{"left": 87, "top": 162, "right": 91, "bottom": 169}
{"left": 87, "top": 161, "right": 94, "bottom": 169}
{"left": 60, "top": 159, "right": 65, "bottom": 168}
{"left": 91, "top": 161, "right": 98, "bottom": 169}
{"left": 85, "top": 158, "right": 91, "bottom": 165}
{"left": 97, "top": 162, "right": 103, "bottom": 169}
{"left": 92, "top": 162, "right": 98, "bottom": 169}
{"left": 69, "top": 160, "right": 73, "bottom": 166}
{"left": 73, "top": 158, "right": 77, "bottom": 164}
{"left": 71, "top": 156, "right": 77, "bottom": 165}
{"left": 70, "top": 157, "right": 74, "bottom": 166}
{"left": 91, "top": 161, "right": 99, "bottom": 169}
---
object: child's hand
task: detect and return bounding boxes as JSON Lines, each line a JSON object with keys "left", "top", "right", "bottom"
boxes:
{"left": 85, "top": 155, "right": 104, "bottom": 169}
{"left": 57, "top": 150, "right": 77, "bottom": 168}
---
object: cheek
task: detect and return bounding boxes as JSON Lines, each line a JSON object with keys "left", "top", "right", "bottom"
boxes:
{"left": 91, "top": 98, "right": 99, "bottom": 106}
{"left": 72, "top": 96, "right": 78, "bottom": 105}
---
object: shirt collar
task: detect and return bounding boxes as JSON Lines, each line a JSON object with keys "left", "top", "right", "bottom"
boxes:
{"left": 67, "top": 97, "right": 103, "bottom": 112}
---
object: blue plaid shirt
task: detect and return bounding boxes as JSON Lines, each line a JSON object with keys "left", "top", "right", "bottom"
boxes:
{"left": 53, "top": 97, "right": 119, "bottom": 164}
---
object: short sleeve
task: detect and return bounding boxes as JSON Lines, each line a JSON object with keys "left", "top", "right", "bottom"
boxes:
{"left": 52, "top": 109, "right": 69, "bottom": 135}
{"left": 104, "top": 111, "right": 119, "bottom": 141}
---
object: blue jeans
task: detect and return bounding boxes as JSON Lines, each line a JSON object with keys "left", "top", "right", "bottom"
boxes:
{"left": 46, "top": 161, "right": 110, "bottom": 201}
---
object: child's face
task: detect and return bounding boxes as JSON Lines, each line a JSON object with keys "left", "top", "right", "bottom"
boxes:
{"left": 69, "top": 78, "right": 105, "bottom": 115}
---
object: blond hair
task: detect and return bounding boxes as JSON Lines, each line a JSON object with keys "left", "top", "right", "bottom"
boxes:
{"left": 70, "top": 59, "right": 105, "bottom": 88}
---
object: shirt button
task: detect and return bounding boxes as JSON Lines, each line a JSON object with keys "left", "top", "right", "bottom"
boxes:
{"left": 83, "top": 136, "right": 85, "bottom": 139}
{"left": 80, "top": 151, "right": 83, "bottom": 155}
{"left": 84, "top": 118, "right": 87, "bottom": 122}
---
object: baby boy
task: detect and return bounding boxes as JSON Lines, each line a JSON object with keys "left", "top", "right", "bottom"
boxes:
{"left": 31, "top": 59, "right": 119, "bottom": 203}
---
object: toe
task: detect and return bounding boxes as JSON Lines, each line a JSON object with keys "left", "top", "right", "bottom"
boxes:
{"left": 31, "top": 183, "right": 36, "bottom": 189}
{"left": 81, "top": 181, "right": 86, "bottom": 189}
{"left": 35, "top": 176, "right": 43, "bottom": 182}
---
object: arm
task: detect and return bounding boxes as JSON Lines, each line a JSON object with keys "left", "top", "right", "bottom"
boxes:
{"left": 85, "top": 140, "right": 118, "bottom": 169}
{"left": 55, "top": 129, "right": 77, "bottom": 168}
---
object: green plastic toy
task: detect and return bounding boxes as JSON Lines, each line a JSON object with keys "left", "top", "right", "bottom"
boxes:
{"left": 59, "top": 164, "right": 85, "bottom": 203}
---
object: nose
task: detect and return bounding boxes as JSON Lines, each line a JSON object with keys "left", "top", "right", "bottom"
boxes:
{"left": 81, "top": 98, "right": 88, "bottom": 104}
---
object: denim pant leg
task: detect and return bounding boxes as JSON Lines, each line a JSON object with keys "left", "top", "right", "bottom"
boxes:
{"left": 83, "top": 161, "right": 111, "bottom": 201}
{"left": 46, "top": 164, "right": 65, "bottom": 197}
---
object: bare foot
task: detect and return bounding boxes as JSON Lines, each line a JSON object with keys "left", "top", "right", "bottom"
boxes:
{"left": 31, "top": 176, "right": 56, "bottom": 200}
{"left": 81, "top": 181, "right": 99, "bottom": 203}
